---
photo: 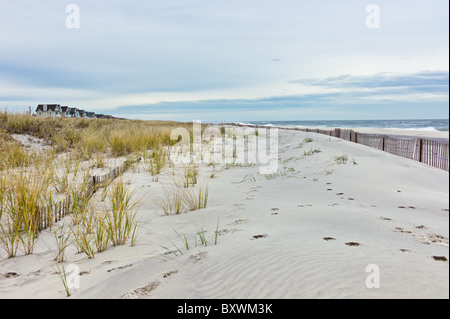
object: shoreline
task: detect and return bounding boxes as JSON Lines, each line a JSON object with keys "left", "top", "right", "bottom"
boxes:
{"left": 226, "top": 123, "right": 449, "bottom": 140}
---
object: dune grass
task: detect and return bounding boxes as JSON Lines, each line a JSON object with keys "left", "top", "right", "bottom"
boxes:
{"left": 303, "top": 148, "right": 321, "bottom": 156}
{"left": 183, "top": 164, "right": 198, "bottom": 187}
{"left": 53, "top": 222, "right": 71, "bottom": 263}
{"left": 144, "top": 147, "right": 167, "bottom": 176}
{"left": 154, "top": 179, "right": 209, "bottom": 215}
{"left": 104, "top": 179, "right": 140, "bottom": 247}
{"left": 0, "top": 168, "right": 53, "bottom": 257}
{"left": 0, "top": 112, "right": 193, "bottom": 162}
{"left": 184, "top": 183, "right": 209, "bottom": 211}
{"left": 0, "top": 112, "right": 207, "bottom": 261}
{"left": 334, "top": 154, "right": 349, "bottom": 165}
{"left": 154, "top": 181, "right": 185, "bottom": 215}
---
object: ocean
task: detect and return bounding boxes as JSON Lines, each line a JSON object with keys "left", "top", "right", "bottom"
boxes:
{"left": 236, "top": 119, "right": 449, "bottom": 132}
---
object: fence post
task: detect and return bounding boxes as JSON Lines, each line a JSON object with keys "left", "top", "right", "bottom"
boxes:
{"left": 419, "top": 139, "right": 423, "bottom": 163}
{"left": 382, "top": 136, "right": 385, "bottom": 151}
{"left": 334, "top": 128, "right": 340, "bottom": 138}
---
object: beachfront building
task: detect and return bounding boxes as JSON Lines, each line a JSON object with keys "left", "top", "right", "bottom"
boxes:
{"left": 35, "top": 104, "right": 104, "bottom": 119}
{"left": 61, "top": 106, "right": 69, "bottom": 118}
{"left": 69, "top": 107, "right": 81, "bottom": 118}
{"left": 35, "top": 104, "right": 63, "bottom": 118}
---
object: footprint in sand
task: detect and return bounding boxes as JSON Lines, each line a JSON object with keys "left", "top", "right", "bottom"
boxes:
{"left": 345, "top": 242, "right": 361, "bottom": 247}
{"left": 190, "top": 251, "right": 208, "bottom": 263}
{"left": 394, "top": 227, "right": 412, "bottom": 234}
{"left": 394, "top": 225, "right": 449, "bottom": 246}
{"left": 432, "top": 256, "right": 448, "bottom": 262}
{"left": 162, "top": 270, "right": 179, "bottom": 279}
{"left": 121, "top": 281, "right": 160, "bottom": 299}
{"left": 3, "top": 272, "right": 19, "bottom": 279}
{"left": 107, "top": 264, "right": 133, "bottom": 273}
{"left": 229, "top": 219, "right": 248, "bottom": 226}
{"left": 217, "top": 228, "right": 239, "bottom": 236}
{"left": 252, "top": 234, "right": 267, "bottom": 239}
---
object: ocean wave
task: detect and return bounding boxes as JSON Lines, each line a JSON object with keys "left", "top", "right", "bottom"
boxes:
{"left": 236, "top": 122, "right": 255, "bottom": 126}
{"left": 386, "top": 126, "right": 440, "bottom": 132}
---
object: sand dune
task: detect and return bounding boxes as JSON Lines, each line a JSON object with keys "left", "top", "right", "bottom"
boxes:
{"left": 1, "top": 128, "right": 448, "bottom": 299}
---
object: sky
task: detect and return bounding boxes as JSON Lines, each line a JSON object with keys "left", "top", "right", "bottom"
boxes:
{"left": 0, "top": 0, "right": 448, "bottom": 122}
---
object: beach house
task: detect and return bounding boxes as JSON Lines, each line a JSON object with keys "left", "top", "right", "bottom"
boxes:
{"left": 35, "top": 104, "right": 103, "bottom": 119}
{"left": 35, "top": 104, "right": 62, "bottom": 118}
{"left": 68, "top": 108, "right": 80, "bottom": 118}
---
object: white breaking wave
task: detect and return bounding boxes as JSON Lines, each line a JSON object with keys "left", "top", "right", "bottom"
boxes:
{"left": 386, "top": 126, "right": 439, "bottom": 132}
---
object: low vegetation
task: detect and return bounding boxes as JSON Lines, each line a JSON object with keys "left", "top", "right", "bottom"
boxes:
{"left": 0, "top": 111, "right": 193, "bottom": 167}
{"left": 0, "top": 112, "right": 193, "bottom": 259}
{"left": 303, "top": 148, "right": 321, "bottom": 156}
{"left": 0, "top": 112, "right": 223, "bottom": 298}
{"left": 154, "top": 179, "right": 209, "bottom": 215}
{"left": 334, "top": 154, "right": 349, "bottom": 165}
{"left": 296, "top": 137, "right": 314, "bottom": 149}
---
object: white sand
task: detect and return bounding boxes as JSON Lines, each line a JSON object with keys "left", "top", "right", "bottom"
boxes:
{"left": 10, "top": 134, "right": 52, "bottom": 152}
{"left": 0, "top": 128, "right": 448, "bottom": 299}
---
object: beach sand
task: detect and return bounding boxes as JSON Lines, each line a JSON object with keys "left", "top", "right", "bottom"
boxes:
{"left": 0, "top": 128, "right": 448, "bottom": 299}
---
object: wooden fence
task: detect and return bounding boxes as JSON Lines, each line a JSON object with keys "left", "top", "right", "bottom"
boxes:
{"left": 35, "top": 158, "right": 137, "bottom": 232}
{"left": 232, "top": 124, "right": 449, "bottom": 172}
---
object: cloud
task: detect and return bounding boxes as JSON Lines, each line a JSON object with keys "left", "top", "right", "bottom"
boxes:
{"left": 104, "top": 70, "right": 449, "bottom": 121}
{"left": 289, "top": 71, "right": 449, "bottom": 90}
{"left": 0, "top": 0, "right": 448, "bottom": 121}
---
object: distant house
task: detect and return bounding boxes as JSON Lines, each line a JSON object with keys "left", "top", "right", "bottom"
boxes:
{"left": 36, "top": 104, "right": 62, "bottom": 118}
{"left": 35, "top": 104, "right": 108, "bottom": 120}
{"left": 67, "top": 107, "right": 80, "bottom": 118}
{"left": 61, "top": 106, "right": 69, "bottom": 118}
{"left": 78, "top": 110, "right": 86, "bottom": 118}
